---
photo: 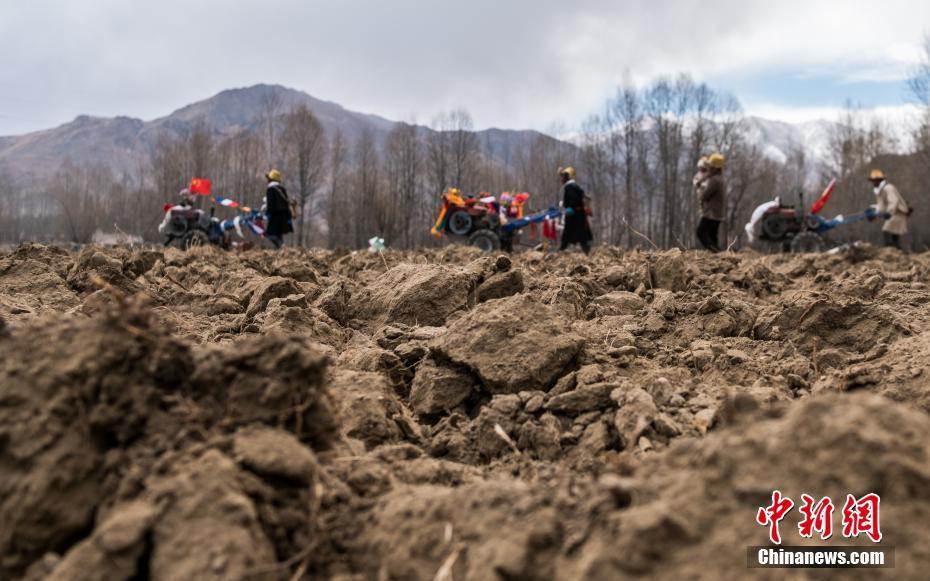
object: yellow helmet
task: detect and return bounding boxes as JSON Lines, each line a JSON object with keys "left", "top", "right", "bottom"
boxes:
{"left": 869, "top": 169, "right": 885, "bottom": 181}
{"left": 708, "top": 153, "right": 725, "bottom": 169}
{"left": 558, "top": 166, "right": 576, "bottom": 180}
{"left": 265, "top": 169, "right": 282, "bottom": 182}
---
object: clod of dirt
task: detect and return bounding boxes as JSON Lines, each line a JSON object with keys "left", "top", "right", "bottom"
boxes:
{"left": 337, "top": 338, "right": 410, "bottom": 389}
{"left": 409, "top": 358, "right": 476, "bottom": 416}
{"left": 244, "top": 275, "right": 305, "bottom": 318}
{"left": 540, "top": 277, "right": 590, "bottom": 319}
{"left": 43, "top": 500, "right": 159, "bottom": 581}
{"left": 0, "top": 245, "right": 79, "bottom": 318}
{"left": 67, "top": 246, "right": 139, "bottom": 295}
{"left": 544, "top": 382, "right": 616, "bottom": 415}
{"left": 0, "top": 298, "right": 192, "bottom": 578}
{"left": 190, "top": 332, "right": 336, "bottom": 448}
{"left": 598, "top": 263, "right": 650, "bottom": 291}
{"left": 313, "top": 279, "right": 355, "bottom": 325}
{"left": 125, "top": 249, "right": 164, "bottom": 278}
{"left": 254, "top": 298, "right": 347, "bottom": 351}
{"left": 350, "top": 263, "right": 476, "bottom": 327}
{"left": 612, "top": 385, "right": 659, "bottom": 449}
{"left": 476, "top": 269, "right": 524, "bottom": 302}
{"left": 144, "top": 450, "right": 280, "bottom": 580}
{"left": 233, "top": 425, "right": 319, "bottom": 485}
{"left": 431, "top": 294, "right": 585, "bottom": 393}
{"left": 650, "top": 248, "right": 691, "bottom": 291}
{"left": 588, "top": 291, "right": 646, "bottom": 317}
{"left": 329, "top": 368, "right": 408, "bottom": 450}
{"left": 754, "top": 291, "right": 907, "bottom": 353}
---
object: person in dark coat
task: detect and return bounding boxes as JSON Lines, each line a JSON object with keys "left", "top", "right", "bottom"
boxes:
{"left": 696, "top": 153, "right": 726, "bottom": 252}
{"left": 558, "top": 166, "right": 593, "bottom": 254}
{"left": 263, "top": 168, "right": 293, "bottom": 249}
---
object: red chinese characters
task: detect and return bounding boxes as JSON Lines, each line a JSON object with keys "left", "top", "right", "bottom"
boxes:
{"left": 756, "top": 491, "right": 882, "bottom": 545}
{"left": 798, "top": 494, "right": 834, "bottom": 540}
{"left": 842, "top": 493, "right": 882, "bottom": 543}
{"left": 756, "top": 490, "right": 795, "bottom": 545}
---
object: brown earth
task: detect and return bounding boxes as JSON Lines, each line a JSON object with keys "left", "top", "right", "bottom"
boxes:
{"left": 1, "top": 242, "right": 929, "bottom": 579}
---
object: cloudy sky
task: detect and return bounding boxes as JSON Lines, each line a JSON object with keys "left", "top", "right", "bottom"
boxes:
{"left": 0, "top": 0, "right": 927, "bottom": 135}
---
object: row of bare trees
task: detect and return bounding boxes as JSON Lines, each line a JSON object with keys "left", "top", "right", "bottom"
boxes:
{"left": 574, "top": 74, "right": 784, "bottom": 249}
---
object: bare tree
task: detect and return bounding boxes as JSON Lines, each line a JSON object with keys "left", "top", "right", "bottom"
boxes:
{"left": 51, "top": 160, "right": 107, "bottom": 243}
{"left": 826, "top": 102, "right": 865, "bottom": 180}
{"left": 908, "top": 36, "right": 930, "bottom": 168}
{"left": 282, "top": 105, "right": 327, "bottom": 246}
{"left": 261, "top": 88, "right": 284, "bottom": 167}
{"left": 908, "top": 34, "right": 930, "bottom": 108}
{"left": 216, "top": 127, "right": 263, "bottom": 208}
{"left": 427, "top": 109, "right": 480, "bottom": 194}
{"left": 188, "top": 121, "right": 214, "bottom": 179}
{"left": 326, "top": 129, "right": 349, "bottom": 247}
{"left": 151, "top": 133, "right": 187, "bottom": 202}
{"left": 613, "top": 81, "right": 644, "bottom": 246}
{"left": 385, "top": 122, "right": 421, "bottom": 248}
{"left": 643, "top": 76, "right": 690, "bottom": 246}
{"left": 350, "top": 130, "right": 384, "bottom": 247}
{"left": 427, "top": 114, "right": 452, "bottom": 194}
{"left": 447, "top": 109, "right": 480, "bottom": 189}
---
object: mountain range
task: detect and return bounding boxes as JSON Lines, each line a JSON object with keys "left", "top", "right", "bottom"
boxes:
{"left": 0, "top": 83, "right": 843, "bottom": 181}
{"left": 743, "top": 116, "right": 836, "bottom": 169}
{"left": 0, "top": 84, "right": 561, "bottom": 181}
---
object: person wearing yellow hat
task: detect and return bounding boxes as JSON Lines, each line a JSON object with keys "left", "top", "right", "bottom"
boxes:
{"left": 558, "top": 166, "right": 593, "bottom": 254}
{"left": 868, "top": 169, "right": 910, "bottom": 249}
{"left": 696, "top": 153, "right": 726, "bottom": 252}
{"left": 263, "top": 169, "right": 293, "bottom": 249}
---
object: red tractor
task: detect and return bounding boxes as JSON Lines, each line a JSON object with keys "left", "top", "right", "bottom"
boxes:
{"left": 430, "top": 189, "right": 529, "bottom": 251}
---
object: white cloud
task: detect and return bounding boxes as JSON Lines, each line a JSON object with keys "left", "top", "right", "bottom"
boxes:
{"left": 746, "top": 102, "right": 922, "bottom": 125}
{"left": 0, "top": 0, "right": 928, "bottom": 135}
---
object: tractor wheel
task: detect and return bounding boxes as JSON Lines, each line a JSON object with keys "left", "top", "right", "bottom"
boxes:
{"left": 467, "top": 229, "right": 501, "bottom": 252}
{"left": 447, "top": 211, "right": 473, "bottom": 236}
{"left": 183, "top": 229, "right": 210, "bottom": 250}
{"left": 790, "top": 231, "right": 825, "bottom": 254}
{"left": 761, "top": 214, "right": 789, "bottom": 240}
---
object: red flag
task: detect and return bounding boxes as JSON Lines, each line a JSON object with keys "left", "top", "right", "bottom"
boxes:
{"left": 810, "top": 178, "right": 836, "bottom": 215}
{"left": 543, "top": 218, "right": 557, "bottom": 241}
{"left": 189, "top": 177, "right": 212, "bottom": 196}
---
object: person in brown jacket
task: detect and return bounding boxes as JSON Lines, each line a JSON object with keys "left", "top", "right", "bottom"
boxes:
{"left": 869, "top": 169, "right": 910, "bottom": 250}
{"left": 697, "top": 153, "right": 726, "bottom": 252}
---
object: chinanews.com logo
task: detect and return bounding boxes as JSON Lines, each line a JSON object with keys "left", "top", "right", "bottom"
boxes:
{"left": 747, "top": 490, "right": 894, "bottom": 569}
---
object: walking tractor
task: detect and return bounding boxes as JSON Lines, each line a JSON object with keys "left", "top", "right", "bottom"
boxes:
{"left": 753, "top": 179, "right": 881, "bottom": 253}
{"left": 430, "top": 188, "right": 561, "bottom": 251}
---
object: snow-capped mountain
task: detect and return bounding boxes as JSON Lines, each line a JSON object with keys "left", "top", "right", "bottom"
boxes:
{"left": 744, "top": 116, "right": 837, "bottom": 167}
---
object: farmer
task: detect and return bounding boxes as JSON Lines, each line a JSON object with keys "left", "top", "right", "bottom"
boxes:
{"left": 696, "top": 153, "right": 726, "bottom": 252}
{"left": 869, "top": 169, "right": 910, "bottom": 250}
{"left": 558, "top": 166, "right": 593, "bottom": 254}
{"left": 263, "top": 169, "right": 293, "bottom": 249}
